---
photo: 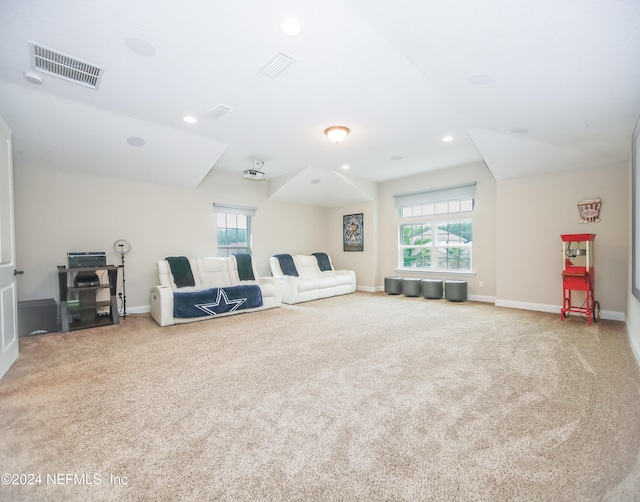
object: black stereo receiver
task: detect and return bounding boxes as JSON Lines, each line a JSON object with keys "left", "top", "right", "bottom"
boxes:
{"left": 74, "top": 273, "right": 101, "bottom": 288}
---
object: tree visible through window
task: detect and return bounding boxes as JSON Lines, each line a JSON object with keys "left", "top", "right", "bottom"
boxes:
{"left": 217, "top": 212, "right": 249, "bottom": 256}
{"left": 435, "top": 221, "right": 472, "bottom": 270}
{"left": 402, "top": 224, "right": 432, "bottom": 268}
{"left": 400, "top": 219, "right": 472, "bottom": 271}
{"left": 395, "top": 183, "right": 475, "bottom": 272}
{"left": 214, "top": 205, "right": 255, "bottom": 257}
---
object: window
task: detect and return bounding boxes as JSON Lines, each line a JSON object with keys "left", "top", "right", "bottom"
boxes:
{"left": 395, "top": 183, "right": 475, "bottom": 272}
{"left": 400, "top": 219, "right": 472, "bottom": 271}
{"left": 400, "top": 198, "right": 473, "bottom": 218}
{"left": 213, "top": 204, "right": 256, "bottom": 257}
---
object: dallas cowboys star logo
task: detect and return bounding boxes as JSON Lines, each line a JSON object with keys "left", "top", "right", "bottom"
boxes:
{"left": 195, "top": 288, "right": 247, "bottom": 316}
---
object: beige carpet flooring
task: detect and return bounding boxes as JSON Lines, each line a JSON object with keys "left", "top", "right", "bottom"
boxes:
{"left": 1, "top": 292, "right": 640, "bottom": 501}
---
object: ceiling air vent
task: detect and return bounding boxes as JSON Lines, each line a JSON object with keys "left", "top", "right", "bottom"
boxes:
{"left": 29, "top": 42, "right": 104, "bottom": 90}
{"left": 259, "top": 51, "right": 296, "bottom": 78}
{"left": 208, "top": 105, "right": 233, "bottom": 120}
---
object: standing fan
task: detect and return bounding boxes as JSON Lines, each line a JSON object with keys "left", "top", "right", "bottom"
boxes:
{"left": 113, "top": 239, "right": 132, "bottom": 317}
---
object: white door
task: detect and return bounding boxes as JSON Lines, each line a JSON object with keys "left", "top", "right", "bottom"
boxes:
{"left": 0, "top": 115, "right": 18, "bottom": 379}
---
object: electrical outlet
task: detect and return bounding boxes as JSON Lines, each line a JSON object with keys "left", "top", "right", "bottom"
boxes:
{"left": 479, "top": 281, "right": 484, "bottom": 287}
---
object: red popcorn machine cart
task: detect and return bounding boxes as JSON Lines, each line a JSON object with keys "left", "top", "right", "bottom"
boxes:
{"left": 560, "top": 233, "right": 600, "bottom": 325}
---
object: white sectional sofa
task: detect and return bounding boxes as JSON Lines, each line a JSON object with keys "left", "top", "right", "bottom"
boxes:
{"left": 269, "top": 253, "right": 356, "bottom": 305}
{"left": 150, "top": 254, "right": 281, "bottom": 326}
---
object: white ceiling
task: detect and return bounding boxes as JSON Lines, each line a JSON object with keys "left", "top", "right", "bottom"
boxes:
{"left": 0, "top": 0, "right": 639, "bottom": 207}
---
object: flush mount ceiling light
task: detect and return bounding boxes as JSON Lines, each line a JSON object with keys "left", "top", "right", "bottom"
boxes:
{"left": 324, "top": 126, "right": 350, "bottom": 144}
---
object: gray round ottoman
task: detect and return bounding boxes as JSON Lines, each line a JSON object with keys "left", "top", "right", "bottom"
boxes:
{"left": 402, "top": 278, "right": 422, "bottom": 297}
{"left": 445, "top": 280, "right": 467, "bottom": 302}
{"left": 422, "top": 279, "right": 443, "bottom": 299}
{"left": 384, "top": 276, "right": 403, "bottom": 295}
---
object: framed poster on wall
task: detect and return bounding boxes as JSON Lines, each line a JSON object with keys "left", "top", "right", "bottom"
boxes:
{"left": 343, "top": 213, "right": 363, "bottom": 252}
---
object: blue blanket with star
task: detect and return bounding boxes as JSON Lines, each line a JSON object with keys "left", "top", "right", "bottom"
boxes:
{"left": 173, "top": 285, "right": 263, "bottom": 318}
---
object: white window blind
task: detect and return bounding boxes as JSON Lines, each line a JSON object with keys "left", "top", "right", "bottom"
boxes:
{"left": 393, "top": 182, "right": 476, "bottom": 208}
{"left": 212, "top": 203, "right": 257, "bottom": 217}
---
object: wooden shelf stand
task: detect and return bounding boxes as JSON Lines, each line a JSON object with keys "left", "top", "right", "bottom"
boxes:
{"left": 58, "top": 265, "right": 120, "bottom": 332}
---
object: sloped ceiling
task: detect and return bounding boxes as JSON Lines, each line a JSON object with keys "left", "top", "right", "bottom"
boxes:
{"left": 268, "top": 167, "right": 376, "bottom": 208}
{"left": 468, "top": 129, "right": 620, "bottom": 180}
{"left": 0, "top": 0, "right": 639, "bottom": 206}
{"left": 0, "top": 82, "right": 227, "bottom": 187}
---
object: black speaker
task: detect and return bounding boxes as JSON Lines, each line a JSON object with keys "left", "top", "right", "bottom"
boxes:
{"left": 18, "top": 299, "right": 58, "bottom": 336}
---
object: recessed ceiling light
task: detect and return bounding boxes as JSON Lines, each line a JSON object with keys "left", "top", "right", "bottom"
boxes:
{"left": 391, "top": 155, "right": 403, "bottom": 161}
{"left": 311, "top": 178, "right": 321, "bottom": 184}
{"left": 281, "top": 18, "right": 302, "bottom": 37}
{"left": 510, "top": 127, "right": 529, "bottom": 134}
{"left": 342, "top": 165, "right": 350, "bottom": 170}
{"left": 442, "top": 135, "right": 454, "bottom": 142}
{"left": 183, "top": 116, "right": 197, "bottom": 124}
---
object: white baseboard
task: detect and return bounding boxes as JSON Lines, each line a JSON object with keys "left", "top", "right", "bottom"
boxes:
{"left": 121, "top": 305, "right": 150, "bottom": 315}
{"left": 468, "top": 294, "right": 496, "bottom": 303}
{"left": 626, "top": 323, "right": 640, "bottom": 365}
{"left": 356, "top": 285, "right": 379, "bottom": 293}
{"left": 598, "top": 310, "right": 625, "bottom": 322}
{"left": 495, "top": 299, "right": 558, "bottom": 314}
{"left": 495, "top": 299, "right": 625, "bottom": 322}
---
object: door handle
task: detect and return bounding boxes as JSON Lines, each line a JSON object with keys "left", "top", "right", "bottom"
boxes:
{"left": 14, "top": 270, "right": 24, "bottom": 276}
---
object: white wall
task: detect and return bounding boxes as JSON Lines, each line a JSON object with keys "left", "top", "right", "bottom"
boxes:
{"left": 626, "top": 157, "right": 640, "bottom": 361}
{"left": 626, "top": 295, "right": 640, "bottom": 363}
{"left": 376, "top": 161, "right": 497, "bottom": 299}
{"left": 495, "top": 163, "right": 628, "bottom": 319}
{"left": 14, "top": 165, "right": 329, "bottom": 311}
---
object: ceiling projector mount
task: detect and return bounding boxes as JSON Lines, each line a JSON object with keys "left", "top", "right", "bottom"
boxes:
{"left": 243, "top": 160, "right": 266, "bottom": 180}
